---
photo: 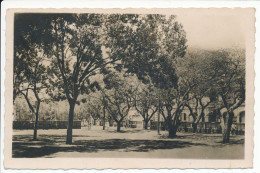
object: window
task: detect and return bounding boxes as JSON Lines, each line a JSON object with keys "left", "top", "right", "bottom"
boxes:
{"left": 184, "top": 113, "right": 186, "bottom": 121}
{"left": 239, "top": 111, "right": 245, "bottom": 123}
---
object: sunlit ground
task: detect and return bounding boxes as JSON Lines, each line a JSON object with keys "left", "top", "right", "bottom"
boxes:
{"left": 12, "top": 126, "right": 244, "bottom": 159}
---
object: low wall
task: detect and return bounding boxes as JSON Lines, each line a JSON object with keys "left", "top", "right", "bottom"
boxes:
{"left": 13, "top": 120, "right": 81, "bottom": 129}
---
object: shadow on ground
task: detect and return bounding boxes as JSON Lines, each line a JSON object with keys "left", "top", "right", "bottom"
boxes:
{"left": 13, "top": 134, "right": 207, "bottom": 158}
{"left": 107, "top": 129, "right": 147, "bottom": 133}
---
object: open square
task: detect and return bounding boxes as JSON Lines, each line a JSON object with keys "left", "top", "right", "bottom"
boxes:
{"left": 12, "top": 128, "right": 244, "bottom": 159}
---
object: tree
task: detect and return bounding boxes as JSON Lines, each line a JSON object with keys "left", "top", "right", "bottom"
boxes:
{"left": 159, "top": 87, "right": 192, "bottom": 138}
{"left": 178, "top": 50, "right": 218, "bottom": 132}
{"left": 14, "top": 14, "right": 52, "bottom": 102}
{"left": 177, "top": 49, "right": 245, "bottom": 141}
{"left": 81, "top": 92, "right": 108, "bottom": 130}
{"left": 107, "top": 14, "right": 187, "bottom": 89}
{"left": 106, "top": 14, "right": 187, "bottom": 137}
{"left": 185, "top": 97, "right": 213, "bottom": 132}
{"left": 101, "top": 97, "right": 107, "bottom": 130}
{"left": 134, "top": 82, "right": 158, "bottom": 130}
{"left": 43, "top": 14, "right": 122, "bottom": 144}
{"left": 209, "top": 49, "right": 245, "bottom": 143}
{"left": 18, "top": 56, "right": 47, "bottom": 140}
{"left": 82, "top": 94, "right": 103, "bottom": 126}
{"left": 14, "top": 14, "right": 49, "bottom": 140}
{"left": 102, "top": 71, "right": 136, "bottom": 132}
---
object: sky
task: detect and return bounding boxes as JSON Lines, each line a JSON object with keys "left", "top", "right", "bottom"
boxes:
{"left": 173, "top": 10, "right": 246, "bottom": 50}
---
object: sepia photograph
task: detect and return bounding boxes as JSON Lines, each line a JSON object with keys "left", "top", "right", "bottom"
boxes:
{"left": 3, "top": 7, "right": 255, "bottom": 169}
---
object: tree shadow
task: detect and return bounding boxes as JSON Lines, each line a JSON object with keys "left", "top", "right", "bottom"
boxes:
{"left": 215, "top": 138, "right": 245, "bottom": 145}
{"left": 12, "top": 135, "right": 207, "bottom": 158}
{"left": 12, "top": 132, "right": 244, "bottom": 158}
{"left": 108, "top": 129, "right": 150, "bottom": 134}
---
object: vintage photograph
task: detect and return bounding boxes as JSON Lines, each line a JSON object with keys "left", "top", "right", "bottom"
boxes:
{"left": 4, "top": 8, "right": 255, "bottom": 169}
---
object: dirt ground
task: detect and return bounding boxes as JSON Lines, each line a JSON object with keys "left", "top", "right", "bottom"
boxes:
{"left": 12, "top": 126, "right": 244, "bottom": 159}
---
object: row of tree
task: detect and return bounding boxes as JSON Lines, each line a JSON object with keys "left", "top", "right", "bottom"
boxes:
{"left": 14, "top": 13, "right": 245, "bottom": 144}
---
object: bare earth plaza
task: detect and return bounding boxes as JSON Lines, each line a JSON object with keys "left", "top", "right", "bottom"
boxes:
{"left": 12, "top": 128, "right": 244, "bottom": 159}
{"left": 7, "top": 8, "right": 254, "bottom": 164}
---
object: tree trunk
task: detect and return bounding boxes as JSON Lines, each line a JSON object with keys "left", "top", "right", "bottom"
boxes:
{"left": 33, "top": 101, "right": 40, "bottom": 140}
{"left": 191, "top": 111, "right": 204, "bottom": 133}
{"left": 222, "top": 112, "right": 234, "bottom": 143}
{"left": 172, "top": 128, "right": 177, "bottom": 137}
{"left": 168, "top": 120, "right": 177, "bottom": 138}
{"left": 168, "top": 111, "right": 181, "bottom": 138}
{"left": 168, "top": 125, "right": 177, "bottom": 138}
{"left": 66, "top": 102, "right": 75, "bottom": 144}
{"left": 192, "top": 123, "right": 197, "bottom": 133}
{"left": 157, "top": 97, "right": 160, "bottom": 134}
{"left": 103, "top": 106, "right": 106, "bottom": 130}
{"left": 117, "top": 121, "right": 121, "bottom": 132}
{"left": 192, "top": 115, "right": 201, "bottom": 133}
{"left": 144, "top": 120, "right": 149, "bottom": 130}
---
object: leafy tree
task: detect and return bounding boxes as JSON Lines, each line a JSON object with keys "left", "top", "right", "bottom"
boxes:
{"left": 106, "top": 14, "right": 187, "bottom": 88}
{"left": 43, "top": 14, "right": 122, "bottom": 144}
{"left": 177, "top": 49, "right": 245, "bottom": 142}
{"left": 185, "top": 97, "right": 212, "bottom": 132}
{"left": 178, "top": 50, "right": 218, "bottom": 132}
{"left": 106, "top": 14, "right": 187, "bottom": 137}
{"left": 159, "top": 87, "right": 192, "bottom": 138}
{"left": 209, "top": 49, "right": 245, "bottom": 143}
{"left": 101, "top": 97, "right": 107, "bottom": 130}
{"left": 14, "top": 14, "right": 52, "bottom": 102}
{"left": 80, "top": 92, "right": 108, "bottom": 129}
{"left": 18, "top": 56, "right": 47, "bottom": 140}
{"left": 14, "top": 14, "right": 49, "bottom": 140}
{"left": 134, "top": 82, "right": 158, "bottom": 130}
{"left": 102, "top": 71, "right": 136, "bottom": 132}
{"left": 83, "top": 94, "right": 103, "bottom": 126}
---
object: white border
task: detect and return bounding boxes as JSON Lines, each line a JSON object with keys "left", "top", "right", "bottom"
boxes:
{"left": 1, "top": 0, "right": 260, "bottom": 173}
